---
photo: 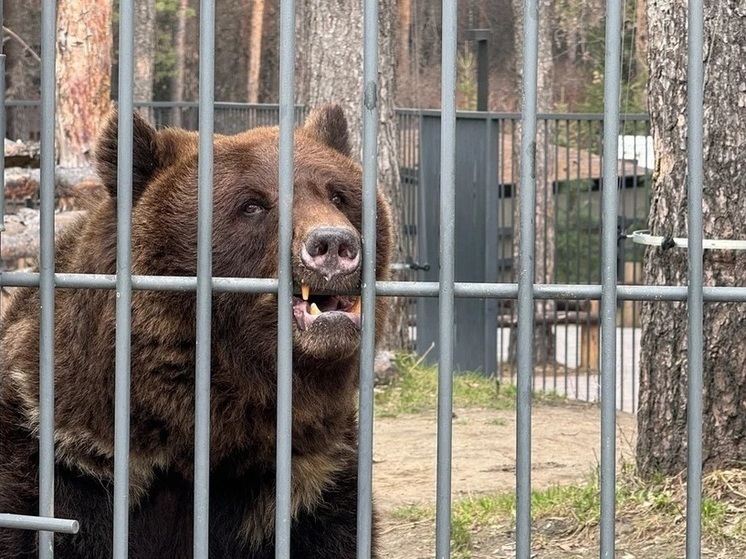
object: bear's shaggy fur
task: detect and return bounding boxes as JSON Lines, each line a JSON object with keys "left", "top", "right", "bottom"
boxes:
{"left": 0, "top": 105, "right": 392, "bottom": 558}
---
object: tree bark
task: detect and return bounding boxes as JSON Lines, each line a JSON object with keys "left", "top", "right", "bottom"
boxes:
{"left": 134, "top": 0, "right": 156, "bottom": 121}
{"left": 637, "top": 0, "right": 746, "bottom": 477}
{"left": 397, "top": 0, "right": 411, "bottom": 82}
{"left": 172, "top": 0, "right": 190, "bottom": 127}
{"left": 4, "top": 0, "right": 42, "bottom": 139}
{"left": 246, "top": 0, "right": 266, "bottom": 104}
{"left": 55, "top": 0, "right": 113, "bottom": 167}
{"left": 296, "top": 0, "right": 409, "bottom": 351}
{"left": 509, "top": 0, "right": 556, "bottom": 365}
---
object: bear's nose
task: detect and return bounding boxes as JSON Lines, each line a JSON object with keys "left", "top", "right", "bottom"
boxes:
{"left": 301, "top": 226, "right": 361, "bottom": 280}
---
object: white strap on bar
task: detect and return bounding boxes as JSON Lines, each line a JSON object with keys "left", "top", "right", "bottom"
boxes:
{"left": 629, "top": 230, "right": 746, "bottom": 250}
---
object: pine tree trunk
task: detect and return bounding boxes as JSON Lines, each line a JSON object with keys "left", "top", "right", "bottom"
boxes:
{"left": 55, "top": 0, "right": 113, "bottom": 167}
{"left": 4, "top": 0, "right": 42, "bottom": 140}
{"left": 637, "top": 0, "right": 746, "bottom": 477}
{"left": 246, "top": 0, "right": 266, "bottom": 103}
{"left": 134, "top": 0, "right": 156, "bottom": 122}
{"left": 296, "top": 0, "right": 409, "bottom": 351}
{"left": 172, "top": 0, "right": 190, "bottom": 127}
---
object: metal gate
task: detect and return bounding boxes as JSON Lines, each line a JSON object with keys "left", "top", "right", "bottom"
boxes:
{"left": 0, "top": 1, "right": 715, "bottom": 559}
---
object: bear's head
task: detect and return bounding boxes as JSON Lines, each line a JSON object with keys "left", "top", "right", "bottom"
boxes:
{"left": 93, "top": 105, "right": 393, "bottom": 365}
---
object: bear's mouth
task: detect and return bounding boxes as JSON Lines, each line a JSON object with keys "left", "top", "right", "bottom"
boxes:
{"left": 292, "top": 283, "right": 361, "bottom": 331}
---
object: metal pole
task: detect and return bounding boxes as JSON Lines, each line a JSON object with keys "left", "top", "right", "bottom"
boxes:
{"left": 516, "top": 0, "right": 539, "bottom": 556}
{"left": 275, "top": 0, "right": 296, "bottom": 556}
{"left": 113, "top": 0, "right": 135, "bottom": 556}
{"left": 685, "top": 0, "right": 705, "bottom": 556}
{"left": 357, "top": 0, "right": 379, "bottom": 556}
{"left": 599, "top": 0, "right": 623, "bottom": 556}
{"left": 38, "top": 1, "right": 57, "bottom": 556}
{"left": 435, "top": 1, "right": 457, "bottom": 557}
{"left": 193, "top": 0, "right": 215, "bottom": 556}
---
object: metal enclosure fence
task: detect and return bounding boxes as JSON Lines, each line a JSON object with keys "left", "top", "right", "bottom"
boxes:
{"left": 0, "top": 3, "right": 723, "bottom": 559}
{"left": 3, "top": 99, "right": 653, "bottom": 412}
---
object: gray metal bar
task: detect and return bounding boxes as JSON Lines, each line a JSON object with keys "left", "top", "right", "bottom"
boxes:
{"left": 113, "top": 0, "right": 135, "bottom": 557}
{"left": 275, "top": 0, "right": 295, "bottom": 556}
{"left": 0, "top": 514, "right": 79, "bottom": 535}
{"left": 516, "top": 0, "right": 539, "bottom": 556}
{"left": 357, "top": 0, "right": 378, "bottom": 556}
{"left": 38, "top": 1, "right": 57, "bottom": 556}
{"left": 194, "top": 0, "right": 215, "bottom": 556}
{"left": 435, "top": 1, "right": 457, "bottom": 557}
{"left": 686, "top": 0, "right": 705, "bottom": 556}
{"left": 5, "top": 273, "right": 746, "bottom": 302}
{"left": 0, "top": 53, "right": 5, "bottom": 227}
{"left": 600, "top": 0, "right": 623, "bottom": 556}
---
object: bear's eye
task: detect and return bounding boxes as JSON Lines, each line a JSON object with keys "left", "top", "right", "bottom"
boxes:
{"left": 241, "top": 201, "right": 266, "bottom": 217}
{"left": 330, "top": 193, "right": 344, "bottom": 207}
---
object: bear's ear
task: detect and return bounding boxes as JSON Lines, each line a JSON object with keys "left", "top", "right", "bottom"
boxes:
{"left": 303, "top": 104, "right": 351, "bottom": 157}
{"left": 95, "top": 111, "right": 162, "bottom": 203}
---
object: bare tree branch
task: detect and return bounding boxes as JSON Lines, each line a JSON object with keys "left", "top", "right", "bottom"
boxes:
{"left": 2, "top": 26, "right": 41, "bottom": 63}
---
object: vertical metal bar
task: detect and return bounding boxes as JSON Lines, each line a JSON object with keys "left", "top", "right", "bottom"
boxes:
{"left": 600, "top": 0, "right": 623, "bottom": 556}
{"left": 275, "top": 0, "right": 295, "bottom": 556}
{"left": 357, "top": 0, "right": 378, "bottom": 556}
{"left": 113, "top": 0, "right": 135, "bottom": 557}
{"left": 193, "top": 0, "right": 215, "bottom": 557}
{"left": 436, "top": 0, "right": 457, "bottom": 557}
{"left": 516, "top": 0, "right": 539, "bottom": 555}
{"left": 0, "top": 53, "right": 5, "bottom": 227}
{"left": 484, "top": 117, "right": 498, "bottom": 378}
{"left": 38, "top": 1, "right": 57, "bottom": 556}
{"left": 686, "top": 0, "right": 704, "bottom": 555}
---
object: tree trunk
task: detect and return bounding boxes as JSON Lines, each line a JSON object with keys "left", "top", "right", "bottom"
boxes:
{"left": 134, "top": 0, "right": 156, "bottom": 122}
{"left": 397, "top": 0, "right": 411, "bottom": 82}
{"left": 4, "top": 0, "right": 42, "bottom": 140}
{"left": 296, "top": 0, "right": 409, "bottom": 351}
{"left": 246, "top": 0, "right": 265, "bottom": 103}
{"left": 637, "top": 0, "right": 746, "bottom": 477}
{"left": 172, "top": 0, "right": 190, "bottom": 127}
{"left": 508, "top": 0, "right": 556, "bottom": 366}
{"left": 55, "top": 0, "right": 113, "bottom": 167}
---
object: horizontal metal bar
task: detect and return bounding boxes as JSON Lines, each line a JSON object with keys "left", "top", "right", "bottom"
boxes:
{"left": 0, "top": 513, "right": 79, "bottom": 534}
{"left": 3, "top": 273, "right": 746, "bottom": 302}
{"left": 6, "top": 99, "right": 650, "bottom": 122}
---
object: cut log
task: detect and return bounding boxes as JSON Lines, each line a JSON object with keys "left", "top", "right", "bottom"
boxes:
{"left": 4, "top": 138, "right": 41, "bottom": 168}
{"left": 3, "top": 166, "right": 105, "bottom": 208}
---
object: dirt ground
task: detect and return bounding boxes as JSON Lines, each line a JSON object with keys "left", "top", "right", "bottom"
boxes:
{"left": 372, "top": 404, "right": 744, "bottom": 559}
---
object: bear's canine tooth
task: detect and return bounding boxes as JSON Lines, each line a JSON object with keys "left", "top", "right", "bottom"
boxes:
{"left": 302, "top": 284, "right": 310, "bottom": 301}
{"left": 309, "top": 302, "right": 322, "bottom": 315}
{"left": 349, "top": 297, "right": 361, "bottom": 314}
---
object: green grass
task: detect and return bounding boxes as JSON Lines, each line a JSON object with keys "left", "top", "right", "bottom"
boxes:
{"left": 390, "top": 466, "right": 746, "bottom": 558}
{"left": 375, "top": 353, "right": 562, "bottom": 417}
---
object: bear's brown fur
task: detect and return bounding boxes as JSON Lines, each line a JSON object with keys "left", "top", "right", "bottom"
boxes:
{"left": 0, "top": 105, "right": 392, "bottom": 558}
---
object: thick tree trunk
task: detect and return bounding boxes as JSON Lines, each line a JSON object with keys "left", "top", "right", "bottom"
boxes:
{"left": 296, "top": 0, "right": 409, "bottom": 351}
{"left": 55, "top": 0, "right": 113, "bottom": 167}
{"left": 637, "top": 0, "right": 746, "bottom": 477}
{"left": 134, "top": 0, "right": 156, "bottom": 122}
{"left": 509, "top": 0, "right": 556, "bottom": 366}
{"left": 246, "top": 0, "right": 266, "bottom": 104}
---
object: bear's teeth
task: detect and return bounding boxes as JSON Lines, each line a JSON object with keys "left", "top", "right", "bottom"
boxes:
{"left": 302, "top": 284, "right": 310, "bottom": 301}
{"left": 309, "top": 302, "right": 322, "bottom": 315}
{"left": 349, "top": 297, "right": 361, "bottom": 314}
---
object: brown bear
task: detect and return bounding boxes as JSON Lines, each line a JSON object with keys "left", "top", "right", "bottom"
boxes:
{"left": 0, "top": 105, "right": 392, "bottom": 558}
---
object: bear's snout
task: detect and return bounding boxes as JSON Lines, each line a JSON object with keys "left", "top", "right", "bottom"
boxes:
{"left": 301, "top": 226, "right": 361, "bottom": 280}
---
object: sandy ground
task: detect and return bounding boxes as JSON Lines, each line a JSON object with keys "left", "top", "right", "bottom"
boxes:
{"left": 373, "top": 403, "right": 640, "bottom": 558}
